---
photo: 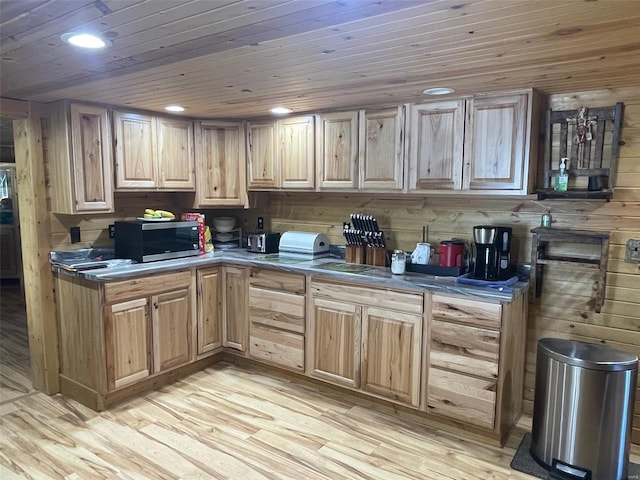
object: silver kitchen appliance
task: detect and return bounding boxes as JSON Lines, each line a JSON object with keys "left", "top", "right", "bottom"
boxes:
{"left": 247, "top": 232, "right": 280, "bottom": 253}
{"left": 278, "top": 231, "right": 330, "bottom": 257}
{"left": 115, "top": 220, "right": 200, "bottom": 262}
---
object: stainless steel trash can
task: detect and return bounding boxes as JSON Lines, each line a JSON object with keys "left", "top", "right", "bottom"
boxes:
{"left": 531, "top": 338, "right": 638, "bottom": 480}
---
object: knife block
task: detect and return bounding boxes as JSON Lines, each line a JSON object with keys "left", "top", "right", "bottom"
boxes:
{"left": 345, "top": 245, "right": 366, "bottom": 264}
{"left": 365, "top": 247, "right": 387, "bottom": 267}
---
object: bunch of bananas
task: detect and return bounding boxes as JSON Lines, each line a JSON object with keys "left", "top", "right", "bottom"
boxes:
{"left": 143, "top": 208, "right": 175, "bottom": 220}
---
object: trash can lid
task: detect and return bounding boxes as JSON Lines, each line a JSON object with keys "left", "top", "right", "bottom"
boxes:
{"left": 538, "top": 338, "right": 638, "bottom": 371}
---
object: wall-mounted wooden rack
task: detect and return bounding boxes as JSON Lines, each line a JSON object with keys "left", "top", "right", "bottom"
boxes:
{"left": 529, "top": 227, "right": 610, "bottom": 313}
{"left": 537, "top": 103, "right": 623, "bottom": 202}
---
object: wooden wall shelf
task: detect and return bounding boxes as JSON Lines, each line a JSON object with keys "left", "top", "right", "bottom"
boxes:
{"left": 539, "top": 103, "right": 623, "bottom": 201}
{"left": 536, "top": 188, "right": 612, "bottom": 201}
{"left": 529, "top": 227, "right": 610, "bottom": 313}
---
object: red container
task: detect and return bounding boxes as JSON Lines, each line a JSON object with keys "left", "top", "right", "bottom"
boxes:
{"left": 439, "top": 240, "right": 466, "bottom": 267}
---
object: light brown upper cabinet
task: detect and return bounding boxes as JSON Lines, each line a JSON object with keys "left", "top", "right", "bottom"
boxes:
{"left": 194, "top": 120, "right": 247, "bottom": 207}
{"left": 408, "top": 90, "right": 541, "bottom": 195}
{"left": 408, "top": 100, "right": 465, "bottom": 191}
{"left": 47, "top": 102, "right": 114, "bottom": 214}
{"left": 463, "top": 93, "right": 528, "bottom": 191}
{"left": 316, "top": 108, "right": 404, "bottom": 192}
{"left": 113, "top": 111, "right": 195, "bottom": 191}
{"left": 358, "top": 107, "right": 405, "bottom": 191}
{"left": 247, "top": 116, "right": 315, "bottom": 190}
{"left": 316, "top": 111, "right": 359, "bottom": 190}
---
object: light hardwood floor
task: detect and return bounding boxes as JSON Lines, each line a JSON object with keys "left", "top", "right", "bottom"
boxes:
{"left": 1, "top": 284, "right": 638, "bottom": 479}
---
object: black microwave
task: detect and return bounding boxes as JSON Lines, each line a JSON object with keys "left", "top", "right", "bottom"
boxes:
{"left": 114, "top": 220, "right": 200, "bottom": 262}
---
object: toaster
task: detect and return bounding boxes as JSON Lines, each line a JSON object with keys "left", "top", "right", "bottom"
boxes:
{"left": 247, "top": 232, "right": 281, "bottom": 253}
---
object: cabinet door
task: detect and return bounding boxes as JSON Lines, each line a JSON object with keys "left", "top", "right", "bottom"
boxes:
{"left": 361, "top": 307, "right": 422, "bottom": 407}
{"left": 105, "top": 298, "right": 151, "bottom": 390}
{"left": 113, "top": 111, "right": 157, "bottom": 189}
{"left": 359, "top": 107, "right": 404, "bottom": 191}
{"left": 280, "top": 115, "right": 315, "bottom": 190}
{"left": 309, "top": 297, "right": 361, "bottom": 388}
{"left": 223, "top": 266, "right": 248, "bottom": 352}
{"left": 197, "top": 267, "right": 222, "bottom": 355}
{"left": 152, "top": 287, "right": 193, "bottom": 372}
{"left": 408, "top": 100, "right": 465, "bottom": 191}
{"left": 247, "top": 121, "right": 278, "bottom": 189}
{"left": 463, "top": 93, "right": 527, "bottom": 191}
{"left": 195, "top": 121, "right": 247, "bottom": 206}
{"left": 156, "top": 116, "right": 195, "bottom": 190}
{"left": 69, "top": 103, "right": 114, "bottom": 211}
{"left": 316, "top": 111, "right": 358, "bottom": 190}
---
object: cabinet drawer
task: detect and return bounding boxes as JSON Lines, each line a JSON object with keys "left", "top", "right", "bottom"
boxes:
{"left": 430, "top": 319, "right": 500, "bottom": 379}
{"left": 427, "top": 367, "right": 496, "bottom": 430}
{"left": 431, "top": 294, "right": 501, "bottom": 329}
{"left": 250, "top": 268, "right": 305, "bottom": 294}
{"left": 249, "top": 287, "right": 305, "bottom": 333}
{"left": 311, "top": 280, "right": 423, "bottom": 315}
{"left": 249, "top": 324, "right": 304, "bottom": 372}
{"left": 105, "top": 271, "right": 192, "bottom": 304}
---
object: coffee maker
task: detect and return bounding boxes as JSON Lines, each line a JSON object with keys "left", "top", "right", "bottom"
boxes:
{"left": 472, "top": 226, "right": 513, "bottom": 280}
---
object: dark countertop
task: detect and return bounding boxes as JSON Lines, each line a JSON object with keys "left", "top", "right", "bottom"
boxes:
{"left": 51, "top": 248, "right": 528, "bottom": 303}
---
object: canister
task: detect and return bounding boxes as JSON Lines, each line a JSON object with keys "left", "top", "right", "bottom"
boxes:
{"left": 391, "top": 250, "right": 406, "bottom": 274}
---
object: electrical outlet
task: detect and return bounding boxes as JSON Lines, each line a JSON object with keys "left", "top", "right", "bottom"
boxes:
{"left": 108, "top": 224, "right": 115, "bottom": 239}
{"left": 626, "top": 239, "right": 640, "bottom": 262}
{"left": 257, "top": 216, "right": 264, "bottom": 230}
{"left": 70, "top": 226, "right": 81, "bottom": 243}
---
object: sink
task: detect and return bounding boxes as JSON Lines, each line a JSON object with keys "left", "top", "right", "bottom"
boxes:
{"left": 50, "top": 248, "right": 133, "bottom": 272}
{"left": 314, "top": 262, "right": 373, "bottom": 274}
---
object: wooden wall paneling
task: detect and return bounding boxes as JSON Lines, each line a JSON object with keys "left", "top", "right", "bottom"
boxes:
{"left": 13, "top": 105, "right": 59, "bottom": 394}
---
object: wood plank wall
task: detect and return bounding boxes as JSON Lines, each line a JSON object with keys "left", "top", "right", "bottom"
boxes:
{"left": 44, "top": 87, "right": 639, "bottom": 444}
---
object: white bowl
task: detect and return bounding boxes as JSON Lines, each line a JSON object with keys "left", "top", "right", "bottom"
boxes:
{"left": 213, "top": 216, "right": 236, "bottom": 233}
{"left": 216, "top": 232, "right": 233, "bottom": 242}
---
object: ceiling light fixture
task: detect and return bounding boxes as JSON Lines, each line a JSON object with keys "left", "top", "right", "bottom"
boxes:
{"left": 270, "top": 107, "right": 292, "bottom": 115}
{"left": 164, "top": 105, "right": 186, "bottom": 113}
{"left": 60, "top": 32, "right": 110, "bottom": 49}
{"left": 422, "top": 87, "right": 455, "bottom": 95}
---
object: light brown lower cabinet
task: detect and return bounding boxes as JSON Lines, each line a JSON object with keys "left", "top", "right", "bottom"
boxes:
{"left": 308, "top": 280, "right": 423, "bottom": 405}
{"left": 310, "top": 297, "right": 361, "bottom": 388}
{"left": 361, "top": 306, "right": 422, "bottom": 407}
{"left": 425, "top": 292, "right": 527, "bottom": 442}
{"left": 196, "top": 267, "right": 223, "bottom": 356}
{"left": 152, "top": 288, "right": 193, "bottom": 372}
{"left": 247, "top": 269, "right": 305, "bottom": 372}
{"left": 105, "top": 297, "right": 151, "bottom": 390}
{"left": 104, "top": 271, "right": 195, "bottom": 391}
{"left": 222, "top": 266, "right": 249, "bottom": 352}
{"left": 56, "top": 270, "right": 198, "bottom": 409}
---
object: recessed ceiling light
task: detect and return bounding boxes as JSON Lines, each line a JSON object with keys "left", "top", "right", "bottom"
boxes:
{"left": 164, "top": 105, "right": 186, "bottom": 113}
{"left": 270, "top": 107, "right": 292, "bottom": 115}
{"left": 422, "top": 87, "right": 455, "bottom": 95}
{"left": 60, "top": 32, "right": 110, "bottom": 49}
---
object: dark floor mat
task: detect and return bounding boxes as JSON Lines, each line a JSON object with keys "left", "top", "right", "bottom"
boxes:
{"left": 510, "top": 432, "right": 639, "bottom": 479}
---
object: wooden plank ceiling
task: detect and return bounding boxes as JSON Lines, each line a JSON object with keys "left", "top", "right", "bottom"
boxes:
{"left": 1, "top": 0, "right": 639, "bottom": 119}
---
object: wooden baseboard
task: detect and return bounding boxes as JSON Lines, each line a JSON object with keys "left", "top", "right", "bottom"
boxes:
{"left": 59, "top": 375, "right": 103, "bottom": 411}
{"left": 60, "top": 353, "right": 224, "bottom": 411}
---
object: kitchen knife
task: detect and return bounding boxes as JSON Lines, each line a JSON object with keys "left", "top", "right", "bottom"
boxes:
{"left": 372, "top": 218, "right": 380, "bottom": 232}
